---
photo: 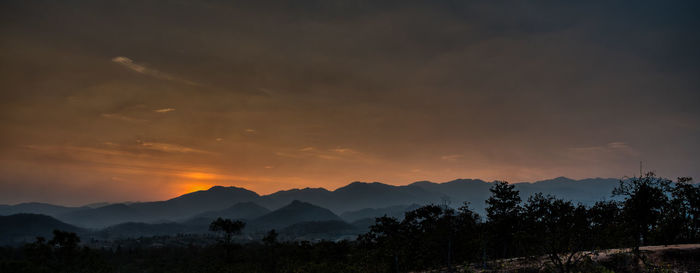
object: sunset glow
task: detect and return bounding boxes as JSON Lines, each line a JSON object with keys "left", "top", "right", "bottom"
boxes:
{"left": 1, "top": 1, "right": 698, "bottom": 206}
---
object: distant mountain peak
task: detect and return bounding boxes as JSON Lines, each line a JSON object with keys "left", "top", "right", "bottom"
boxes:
{"left": 207, "top": 185, "right": 251, "bottom": 192}
{"left": 288, "top": 200, "right": 316, "bottom": 208}
{"left": 530, "top": 177, "right": 577, "bottom": 184}
{"left": 336, "top": 181, "right": 389, "bottom": 191}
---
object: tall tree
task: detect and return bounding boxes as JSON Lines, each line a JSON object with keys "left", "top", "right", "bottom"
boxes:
{"left": 668, "top": 177, "right": 699, "bottom": 243}
{"left": 588, "top": 200, "right": 625, "bottom": 249}
{"left": 209, "top": 217, "right": 246, "bottom": 245}
{"left": 523, "top": 194, "right": 591, "bottom": 273}
{"left": 485, "top": 181, "right": 522, "bottom": 258}
{"left": 613, "top": 172, "right": 671, "bottom": 259}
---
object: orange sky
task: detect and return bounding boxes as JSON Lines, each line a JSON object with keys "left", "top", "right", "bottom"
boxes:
{"left": 1, "top": 1, "right": 699, "bottom": 205}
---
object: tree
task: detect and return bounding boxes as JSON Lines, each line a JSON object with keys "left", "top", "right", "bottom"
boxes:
{"left": 588, "top": 200, "right": 625, "bottom": 249}
{"left": 263, "top": 229, "right": 279, "bottom": 246}
{"left": 359, "top": 216, "right": 404, "bottom": 273}
{"left": 670, "top": 177, "right": 699, "bottom": 242}
{"left": 613, "top": 172, "right": 671, "bottom": 260}
{"left": 401, "top": 204, "right": 455, "bottom": 270}
{"left": 523, "top": 194, "right": 591, "bottom": 273}
{"left": 209, "top": 217, "right": 245, "bottom": 245}
{"left": 455, "top": 202, "right": 482, "bottom": 268}
{"left": 485, "top": 181, "right": 522, "bottom": 258}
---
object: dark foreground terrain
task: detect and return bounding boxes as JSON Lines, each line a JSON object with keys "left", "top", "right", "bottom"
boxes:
{"left": 0, "top": 173, "right": 698, "bottom": 273}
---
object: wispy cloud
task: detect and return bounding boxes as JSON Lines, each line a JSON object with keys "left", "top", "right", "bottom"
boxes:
{"left": 276, "top": 146, "right": 371, "bottom": 162}
{"left": 136, "top": 140, "right": 213, "bottom": 155}
{"left": 567, "top": 142, "right": 640, "bottom": 162}
{"left": 100, "top": 113, "right": 148, "bottom": 123}
{"left": 153, "top": 108, "right": 176, "bottom": 113}
{"left": 440, "top": 154, "right": 464, "bottom": 162}
{"left": 112, "top": 56, "right": 199, "bottom": 86}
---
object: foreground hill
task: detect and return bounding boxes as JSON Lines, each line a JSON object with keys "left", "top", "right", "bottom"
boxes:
{"left": 0, "top": 214, "right": 84, "bottom": 245}
{"left": 251, "top": 200, "right": 342, "bottom": 230}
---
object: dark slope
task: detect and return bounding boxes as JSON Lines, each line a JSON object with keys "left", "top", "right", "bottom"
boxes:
{"left": 252, "top": 200, "right": 342, "bottom": 230}
{"left": 57, "top": 204, "right": 144, "bottom": 228}
{"left": 340, "top": 204, "right": 421, "bottom": 222}
{"left": 0, "top": 202, "right": 83, "bottom": 217}
{"left": 280, "top": 220, "right": 360, "bottom": 240}
{"left": 56, "top": 186, "right": 260, "bottom": 228}
{"left": 194, "top": 202, "right": 270, "bottom": 220}
{"left": 0, "top": 214, "right": 84, "bottom": 245}
{"left": 409, "top": 179, "right": 493, "bottom": 212}
{"left": 131, "top": 186, "right": 260, "bottom": 220}
{"left": 6, "top": 177, "right": 621, "bottom": 230}
{"left": 329, "top": 182, "right": 445, "bottom": 212}
{"left": 410, "top": 177, "right": 620, "bottom": 214}
{"left": 258, "top": 188, "right": 333, "bottom": 211}
{"left": 96, "top": 222, "right": 207, "bottom": 239}
{"left": 258, "top": 182, "right": 446, "bottom": 213}
{"left": 515, "top": 177, "right": 620, "bottom": 204}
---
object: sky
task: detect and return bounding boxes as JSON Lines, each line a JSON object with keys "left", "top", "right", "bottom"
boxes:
{"left": 1, "top": 1, "right": 699, "bottom": 205}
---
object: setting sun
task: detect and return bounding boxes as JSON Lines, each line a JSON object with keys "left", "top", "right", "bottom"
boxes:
{"left": 178, "top": 182, "right": 213, "bottom": 195}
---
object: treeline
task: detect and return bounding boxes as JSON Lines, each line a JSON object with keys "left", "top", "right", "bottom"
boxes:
{"left": 0, "top": 173, "right": 698, "bottom": 273}
{"left": 359, "top": 173, "right": 699, "bottom": 272}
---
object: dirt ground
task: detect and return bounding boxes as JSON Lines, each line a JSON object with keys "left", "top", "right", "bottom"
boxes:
{"left": 415, "top": 244, "right": 700, "bottom": 273}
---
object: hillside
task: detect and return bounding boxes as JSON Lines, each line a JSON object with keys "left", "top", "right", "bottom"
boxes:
{"left": 0, "top": 214, "right": 83, "bottom": 245}
{"left": 252, "top": 200, "right": 342, "bottom": 230}
{"left": 194, "top": 202, "right": 270, "bottom": 220}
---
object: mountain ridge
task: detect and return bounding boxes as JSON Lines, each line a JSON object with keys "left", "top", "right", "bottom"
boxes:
{"left": 1, "top": 177, "right": 623, "bottom": 228}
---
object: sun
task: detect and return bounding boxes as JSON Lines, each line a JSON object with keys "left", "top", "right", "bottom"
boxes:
{"left": 179, "top": 182, "right": 213, "bottom": 195}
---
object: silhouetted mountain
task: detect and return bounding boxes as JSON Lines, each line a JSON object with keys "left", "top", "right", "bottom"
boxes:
{"left": 0, "top": 202, "right": 82, "bottom": 217}
{"left": 55, "top": 186, "right": 260, "bottom": 228}
{"left": 258, "top": 182, "right": 444, "bottom": 213}
{"left": 57, "top": 203, "right": 144, "bottom": 228}
{"left": 130, "top": 186, "right": 260, "bottom": 220}
{"left": 3, "top": 177, "right": 622, "bottom": 230}
{"left": 409, "top": 179, "right": 492, "bottom": 212}
{"left": 340, "top": 204, "right": 421, "bottom": 222}
{"left": 410, "top": 177, "right": 620, "bottom": 214}
{"left": 515, "top": 177, "right": 620, "bottom": 204}
{"left": 350, "top": 217, "right": 377, "bottom": 232}
{"left": 194, "top": 202, "right": 270, "bottom": 220}
{"left": 252, "top": 200, "right": 342, "bottom": 230}
{"left": 258, "top": 188, "right": 332, "bottom": 210}
{"left": 0, "top": 214, "right": 83, "bottom": 245}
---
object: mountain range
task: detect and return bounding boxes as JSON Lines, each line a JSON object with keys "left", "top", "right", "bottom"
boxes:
{"left": 0, "top": 177, "right": 623, "bottom": 244}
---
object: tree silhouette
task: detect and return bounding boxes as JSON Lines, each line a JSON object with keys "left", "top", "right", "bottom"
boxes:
{"left": 523, "top": 194, "right": 590, "bottom": 273}
{"left": 359, "top": 215, "right": 404, "bottom": 273}
{"left": 263, "top": 229, "right": 279, "bottom": 246}
{"left": 209, "top": 217, "right": 245, "bottom": 245}
{"left": 485, "top": 181, "right": 522, "bottom": 258}
{"left": 613, "top": 172, "right": 671, "bottom": 260}
{"left": 588, "top": 200, "right": 625, "bottom": 249}
{"left": 670, "top": 177, "right": 699, "bottom": 242}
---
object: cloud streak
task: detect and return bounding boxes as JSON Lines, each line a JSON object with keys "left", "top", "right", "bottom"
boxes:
{"left": 112, "top": 56, "right": 199, "bottom": 86}
{"left": 153, "top": 108, "right": 176, "bottom": 113}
